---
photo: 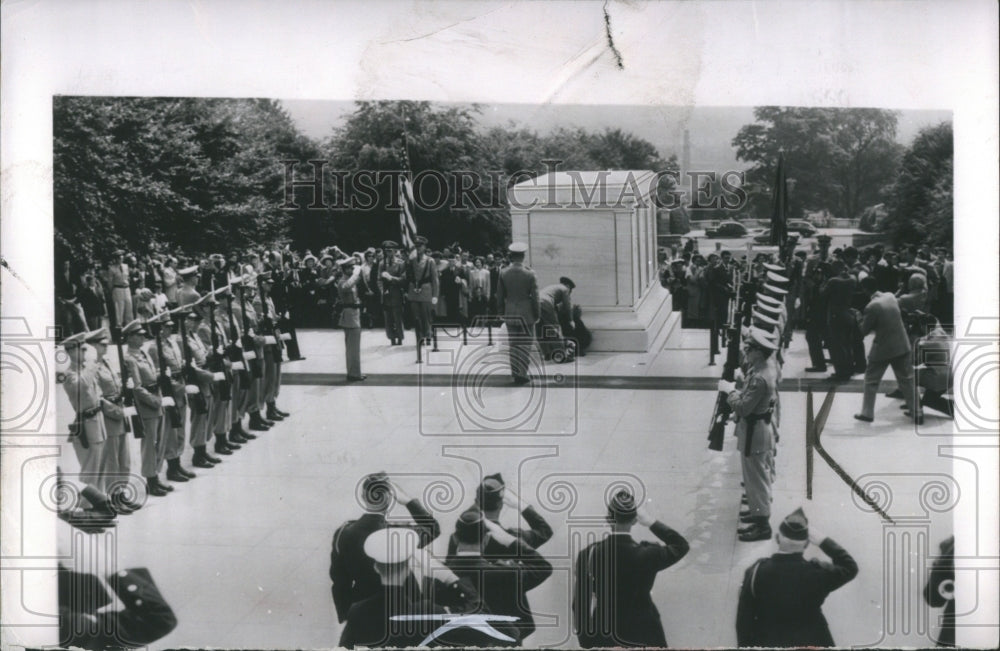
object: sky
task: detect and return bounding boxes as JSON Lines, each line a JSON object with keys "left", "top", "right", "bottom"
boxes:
{"left": 281, "top": 100, "right": 952, "bottom": 173}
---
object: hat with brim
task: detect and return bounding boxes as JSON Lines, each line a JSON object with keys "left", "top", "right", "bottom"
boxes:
{"left": 122, "top": 319, "right": 148, "bottom": 338}
{"left": 84, "top": 328, "right": 111, "bottom": 345}
{"left": 210, "top": 253, "right": 225, "bottom": 262}
{"left": 60, "top": 332, "right": 87, "bottom": 350}
{"left": 762, "top": 262, "right": 786, "bottom": 273}
{"left": 766, "top": 271, "right": 790, "bottom": 284}
{"left": 508, "top": 242, "right": 528, "bottom": 254}
{"left": 363, "top": 528, "right": 419, "bottom": 566}
{"left": 414, "top": 235, "right": 429, "bottom": 246}
{"left": 338, "top": 257, "right": 356, "bottom": 269}
{"left": 746, "top": 327, "right": 779, "bottom": 350}
{"left": 761, "top": 283, "right": 788, "bottom": 296}
{"left": 752, "top": 309, "right": 780, "bottom": 327}
{"left": 755, "top": 301, "right": 782, "bottom": 317}
{"left": 756, "top": 292, "right": 783, "bottom": 307}
{"left": 257, "top": 272, "right": 273, "bottom": 283}
{"left": 381, "top": 240, "right": 399, "bottom": 250}
{"left": 303, "top": 254, "right": 318, "bottom": 264}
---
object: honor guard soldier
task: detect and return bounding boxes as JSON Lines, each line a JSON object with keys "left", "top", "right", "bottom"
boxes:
{"left": 406, "top": 235, "right": 440, "bottom": 345}
{"left": 446, "top": 510, "right": 552, "bottom": 644}
{"left": 194, "top": 293, "right": 239, "bottom": 456}
{"left": 220, "top": 279, "right": 255, "bottom": 446}
{"left": 176, "top": 265, "right": 201, "bottom": 307}
{"left": 146, "top": 314, "right": 195, "bottom": 483}
{"left": 330, "top": 472, "right": 442, "bottom": 623}
{"left": 378, "top": 241, "right": 407, "bottom": 346}
{"left": 573, "top": 490, "right": 690, "bottom": 648}
{"left": 719, "top": 327, "right": 779, "bottom": 542}
{"left": 121, "top": 320, "right": 172, "bottom": 497}
{"left": 736, "top": 508, "right": 858, "bottom": 647}
{"left": 233, "top": 275, "right": 270, "bottom": 433}
{"left": 338, "top": 528, "right": 487, "bottom": 649}
{"left": 180, "top": 309, "right": 221, "bottom": 469}
{"left": 496, "top": 243, "right": 540, "bottom": 385}
{"left": 450, "top": 474, "right": 553, "bottom": 555}
{"left": 253, "top": 272, "right": 291, "bottom": 422}
{"left": 84, "top": 328, "right": 141, "bottom": 512}
{"left": 337, "top": 255, "right": 366, "bottom": 381}
{"left": 60, "top": 332, "right": 120, "bottom": 517}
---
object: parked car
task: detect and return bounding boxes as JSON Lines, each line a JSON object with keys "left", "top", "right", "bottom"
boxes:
{"left": 753, "top": 229, "right": 774, "bottom": 244}
{"left": 788, "top": 220, "right": 818, "bottom": 236}
{"left": 705, "top": 221, "right": 749, "bottom": 238}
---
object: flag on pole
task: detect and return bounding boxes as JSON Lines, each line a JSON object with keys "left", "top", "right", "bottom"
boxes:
{"left": 399, "top": 143, "right": 418, "bottom": 252}
{"left": 769, "top": 154, "right": 788, "bottom": 247}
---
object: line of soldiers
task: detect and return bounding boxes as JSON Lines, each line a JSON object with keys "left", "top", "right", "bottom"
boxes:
{"left": 57, "top": 266, "right": 292, "bottom": 518}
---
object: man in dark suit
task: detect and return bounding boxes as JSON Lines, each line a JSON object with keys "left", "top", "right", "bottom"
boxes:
{"left": 496, "top": 242, "right": 540, "bottom": 385}
{"left": 377, "top": 241, "right": 407, "bottom": 345}
{"left": 736, "top": 508, "right": 858, "bottom": 647}
{"left": 821, "top": 260, "right": 859, "bottom": 380}
{"left": 330, "top": 472, "right": 442, "bottom": 623}
{"left": 854, "top": 276, "right": 924, "bottom": 424}
{"left": 448, "top": 473, "right": 553, "bottom": 556}
{"left": 446, "top": 510, "right": 553, "bottom": 644}
{"left": 406, "top": 236, "right": 439, "bottom": 345}
{"left": 573, "top": 490, "right": 690, "bottom": 648}
{"left": 537, "top": 277, "right": 575, "bottom": 359}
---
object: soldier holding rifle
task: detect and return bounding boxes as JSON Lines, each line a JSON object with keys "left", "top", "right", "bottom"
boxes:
{"left": 179, "top": 308, "right": 221, "bottom": 469}
{"left": 146, "top": 313, "right": 195, "bottom": 483}
{"left": 121, "top": 319, "right": 172, "bottom": 497}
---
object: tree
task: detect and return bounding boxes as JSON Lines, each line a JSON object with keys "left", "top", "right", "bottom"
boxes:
{"left": 882, "top": 122, "right": 953, "bottom": 246}
{"left": 732, "top": 107, "right": 903, "bottom": 220}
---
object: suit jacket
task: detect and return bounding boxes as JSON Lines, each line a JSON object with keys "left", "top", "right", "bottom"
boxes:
{"left": 539, "top": 284, "right": 572, "bottom": 325}
{"left": 573, "top": 522, "right": 690, "bottom": 648}
{"left": 736, "top": 538, "right": 858, "bottom": 647}
{"left": 497, "top": 263, "right": 540, "bottom": 328}
{"left": 821, "top": 275, "right": 856, "bottom": 316}
{"left": 330, "top": 502, "right": 442, "bottom": 622}
{"left": 861, "top": 292, "right": 911, "bottom": 361}
{"left": 59, "top": 566, "right": 177, "bottom": 650}
{"left": 406, "top": 255, "right": 440, "bottom": 302}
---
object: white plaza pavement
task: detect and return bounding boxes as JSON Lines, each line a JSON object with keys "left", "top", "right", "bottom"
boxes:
{"left": 55, "top": 323, "right": 957, "bottom": 649}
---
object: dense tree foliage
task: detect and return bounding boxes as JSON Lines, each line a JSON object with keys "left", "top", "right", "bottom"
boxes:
{"left": 882, "top": 122, "right": 953, "bottom": 247}
{"left": 732, "top": 107, "right": 904, "bottom": 221}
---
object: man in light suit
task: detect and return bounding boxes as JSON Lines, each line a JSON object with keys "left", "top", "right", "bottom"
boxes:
{"left": 496, "top": 242, "right": 540, "bottom": 385}
{"left": 854, "top": 275, "right": 924, "bottom": 424}
{"left": 406, "top": 235, "right": 439, "bottom": 345}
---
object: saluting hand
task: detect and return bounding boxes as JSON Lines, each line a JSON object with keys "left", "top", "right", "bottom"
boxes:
{"left": 483, "top": 518, "right": 517, "bottom": 547}
{"left": 635, "top": 504, "right": 655, "bottom": 527}
{"left": 389, "top": 479, "right": 411, "bottom": 504}
{"left": 501, "top": 487, "right": 521, "bottom": 509}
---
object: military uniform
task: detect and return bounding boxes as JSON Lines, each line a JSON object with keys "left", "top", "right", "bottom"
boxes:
{"left": 121, "top": 321, "right": 168, "bottom": 494}
{"left": 90, "top": 348, "right": 130, "bottom": 498}
{"left": 253, "top": 274, "right": 287, "bottom": 420}
{"left": 406, "top": 237, "right": 440, "bottom": 344}
{"left": 108, "top": 256, "right": 133, "bottom": 326}
{"left": 337, "top": 259, "right": 365, "bottom": 380}
{"left": 181, "top": 312, "right": 219, "bottom": 467}
{"left": 496, "top": 243, "right": 540, "bottom": 384}
{"left": 378, "top": 242, "right": 407, "bottom": 345}
{"left": 146, "top": 323, "right": 193, "bottom": 482}
{"left": 195, "top": 299, "right": 238, "bottom": 456}
{"left": 61, "top": 353, "right": 109, "bottom": 498}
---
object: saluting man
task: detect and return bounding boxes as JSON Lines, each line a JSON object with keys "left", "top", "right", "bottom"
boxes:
{"left": 736, "top": 508, "right": 858, "bottom": 647}
{"left": 406, "top": 235, "right": 439, "bottom": 345}
{"left": 720, "top": 327, "right": 780, "bottom": 542}
{"left": 449, "top": 473, "right": 553, "bottom": 555}
{"left": 337, "top": 255, "right": 366, "bottom": 381}
{"left": 121, "top": 320, "right": 171, "bottom": 497}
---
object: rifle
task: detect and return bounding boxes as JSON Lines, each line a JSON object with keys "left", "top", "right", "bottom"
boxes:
{"left": 708, "top": 256, "right": 754, "bottom": 451}
{"left": 224, "top": 289, "right": 250, "bottom": 382}
{"left": 256, "top": 274, "right": 286, "bottom": 363}
{"left": 176, "top": 308, "right": 209, "bottom": 415}
{"left": 149, "top": 318, "right": 183, "bottom": 429}
{"left": 114, "top": 329, "right": 144, "bottom": 439}
{"left": 206, "top": 285, "right": 233, "bottom": 401}
{"left": 236, "top": 276, "right": 263, "bottom": 378}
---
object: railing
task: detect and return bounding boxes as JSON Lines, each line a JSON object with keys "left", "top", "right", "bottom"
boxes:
{"left": 416, "top": 315, "right": 499, "bottom": 363}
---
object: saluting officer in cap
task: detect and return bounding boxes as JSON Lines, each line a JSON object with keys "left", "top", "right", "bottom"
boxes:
{"left": 736, "top": 508, "right": 858, "bottom": 647}
{"left": 496, "top": 243, "right": 541, "bottom": 384}
{"left": 406, "top": 235, "right": 440, "bottom": 345}
{"left": 446, "top": 509, "right": 552, "bottom": 644}
{"left": 449, "top": 474, "right": 553, "bottom": 555}
{"left": 108, "top": 250, "right": 134, "bottom": 327}
{"left": 720, "top": 328, "right": 779, "bottom": 542}
{"left": 573, "top": 490, "right": 690, "bottom": 648}
{"left": 377, "top": 241, "right": 407, "bottom": 346}
{"left": 336, "top": 255, "right": 367, "bottom": 381}
{"left": 330, "top": 472, "right": 442, "bottom": 623}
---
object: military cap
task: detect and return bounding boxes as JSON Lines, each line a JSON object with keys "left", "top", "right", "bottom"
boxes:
{"left": 381, "top": 240, "right": 399, "bottom": 250}
{"left": 319, "top": 254, "right": 334, "bottom": 264}
{"left": 560, "top": 277, "right": 576, "bottom": 289}
{"left": 779, "top": 507, "right": 809, "bottom": 541}
{"left": 607, "top": 489, "right": 638, "bottom": 522}
{"left": 414, "top": 235, "right": 429, "bottom": 246}
{"left": 121, "top": 319, "right": 148, "bottom": 338}
{"left": 112, "top": 249, "right": 125, "bottom": 257}
{"left": 178, "top": 265, "right": 199, "bottom": 277}
{"left": 766, "top": 271, "right": 790, "bottom": 285}
{"left": 756, "top": 292, "right": 782, "bottom": 307}
{"left": 752, "top": 309, "right": 780, "bottom": 326}
{"left": 508, "top": 242, "right": 528, "bottom": 254}
{"left": 60, "top": 331, "right": 87, "bottom": 349}
{"left": 84, "top": 328, "right": 111, "bottom": 345}
{"left": 761, "top": 283, "right": 788, "bottom": 296}
{"left": 361, "top": 472, "right": 393, "bottom": 508}
{"left": 364, "top": 247, "right": 376, "bottom": 255}
{"left": 181, "top": 308, "right": 202, "bottom": 321}
{"left": 477, "top": 473, "right": 505, "bottom": 510}
{"left": 746, "top": 326, "right": 779, "bottom": 350}
{"left": 754, "top": 301, "right": 781, "bottom": 317}
{"left": 363, "top": 527, "right": 419, "bottom": 566}
{"left": 454, "top": 509, "right": 485, "bottom": 545}
{"left": 762, "top": 262, "right": 786, "bottom": 273}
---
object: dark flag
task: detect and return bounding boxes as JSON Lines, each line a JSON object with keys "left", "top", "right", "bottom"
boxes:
{"left": 769, "top": 154, "right": 788, "bottom": 247}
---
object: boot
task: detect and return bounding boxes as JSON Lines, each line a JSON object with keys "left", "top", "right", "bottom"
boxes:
{"left": 248, "top": 411, "right": 272, "bottom": 431}
{"left": 192, "top": 446, "right": 216, "bottom": 469}
{"left": 230, "top": 424, "right": 250, "bottom": 444}
{"left": 166, "top": 458, "right": 190, "bottom": 483}
{"left": 214, "top": 434, "right": 235, "bottom": 455}
{"left": 82, "top": 485, "right": 123, "bottom": 517}
{"left": 738, "top": 517, "right": 772, "bottom": 542}
{"left": 176, "top": 458, "right": 196, "bottom": 479}
{"left": 146, "top": 477, "right": 169, "bottom": 497}
{"left": 233, "top": 419, "right": 257, "bottom": 440}
{"left": 109, "top": 486, "right": 143, "bottom": 513}
{"left": 266, "top": 403, "right": 285, "bottom": 421}
{"left": 222, "top": 431, "right": 242, "bottom": 450}
{"left": 270, "top": 403, "right": 290, "bottom": 418}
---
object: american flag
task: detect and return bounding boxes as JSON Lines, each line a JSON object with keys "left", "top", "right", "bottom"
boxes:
{"left": 399, "top": 143, "right": 418, "bottom": 251}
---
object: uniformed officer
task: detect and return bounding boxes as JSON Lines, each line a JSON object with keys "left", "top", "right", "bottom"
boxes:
{"left": 378, "top": 241, "right": 407, "bottom": 346}
{"left": 108, "top": 250, "right": 133, "bottom": 327}
{"left": 736, "top": 508, "right": 858, "bottom": 647}
{"left": 572, "top": 490, "right": 690, "bottom": 648}
{"left": 220, "top": 278, "right": 256, "bottom": 446}
{"left": 449, "top": 474, "right": 553, "bottom": 555}
{"left": 803, "top": 235, "right": 833, "bottom": 372}
{"left": 446, "top": 510, "right": 552, "bottom": 644}
{"left": 496, "top": 242, "right": 540, "bottom": 385}
{"left": 537, "top": 277, "right": 575, "bottom": 359}
{"left": 406, "top": 235, "right": 440, "bottom": 345}
{"left": 84, "top": 328, "right": 141, "bottom": 512}
{"left": 176, "top": 265, "right": 201, "bottom": 307}
{"left": 121, "top": 320, "right": 171, "bottom": 497}
{"left": 253, "top": 272, "right": 290, "bottom": 422}
{"left": 337, "top": 256, "right": 366, "bottom": 381}
{"left": 232, "top": 275, "right": 270, "bottom": 434}
{"left": 194, "top": 293, "right": 240, "bottom": 457}
{"left": 330, "top": 472, "right": 442, "bottom": 623}
{"left": 720, "top": 327, "right": 779, "bottom": 542}
{"left": 145, "top": 315, "right": 195, "bottom": 483}
{"left": 60, "top": 332, "right": 120, "bottom": 516}
{"left": 338, "top": 528, "right": 485, "bottom": 649}
{"left": 180, "top": 309, "right": 221, "bottom": 469}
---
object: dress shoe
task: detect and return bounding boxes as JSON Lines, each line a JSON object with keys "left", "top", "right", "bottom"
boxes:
{"left": 193, "top": 455, "right": 216, "bottom": 469}
{"left": 271, "top": 405, "right": 290, "bottom": 418}
{"left": 146, "top": 478, "right": 169, "bottom": 497}
{"left": 346, "top": 375, "right": 368, "bottom": 382}
{"left": 266, "top": 406, "right": 285, "bottom": 421}
{"left": 739, "top": 513, "right": 756, "bottom": 523}
{"left": 158, "top": 478, "right": 175, "bottom": 492}
{"left": 224, "top": 435, "right": 242, "bottom": 450}
{"left": 195, "top": 445, "right": 221, "bottom": 464}
{"left": 110, "top": 490, "right": 143, "bottom": 512}
{"left": 214, "top": 440, "right": 234, "bottom": 455}
{"left": 233, "top": 420, "right": 257, "bottom": 439}
{"left": 853, "top": 414, "right": 874, "bottom": 423}
{"left": 248, "top": 412, "right": 271, "bottom": 431}
{"left": 166, "top": 468, "right": 190, "bottom": 482}
{"left": 178, "top": 466, "right": 196, "bottom": 479}
{"left": 738, "top": 522, "right": 772, "bottom": 542}
{"left": 230, "top": 429, "right": 250, "bottom": 444}
{"left": 885, "top": 389, "right": 904, "bottom": 399}
{"left": 805, "top": 366, "right": 827, "bottom": 373}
